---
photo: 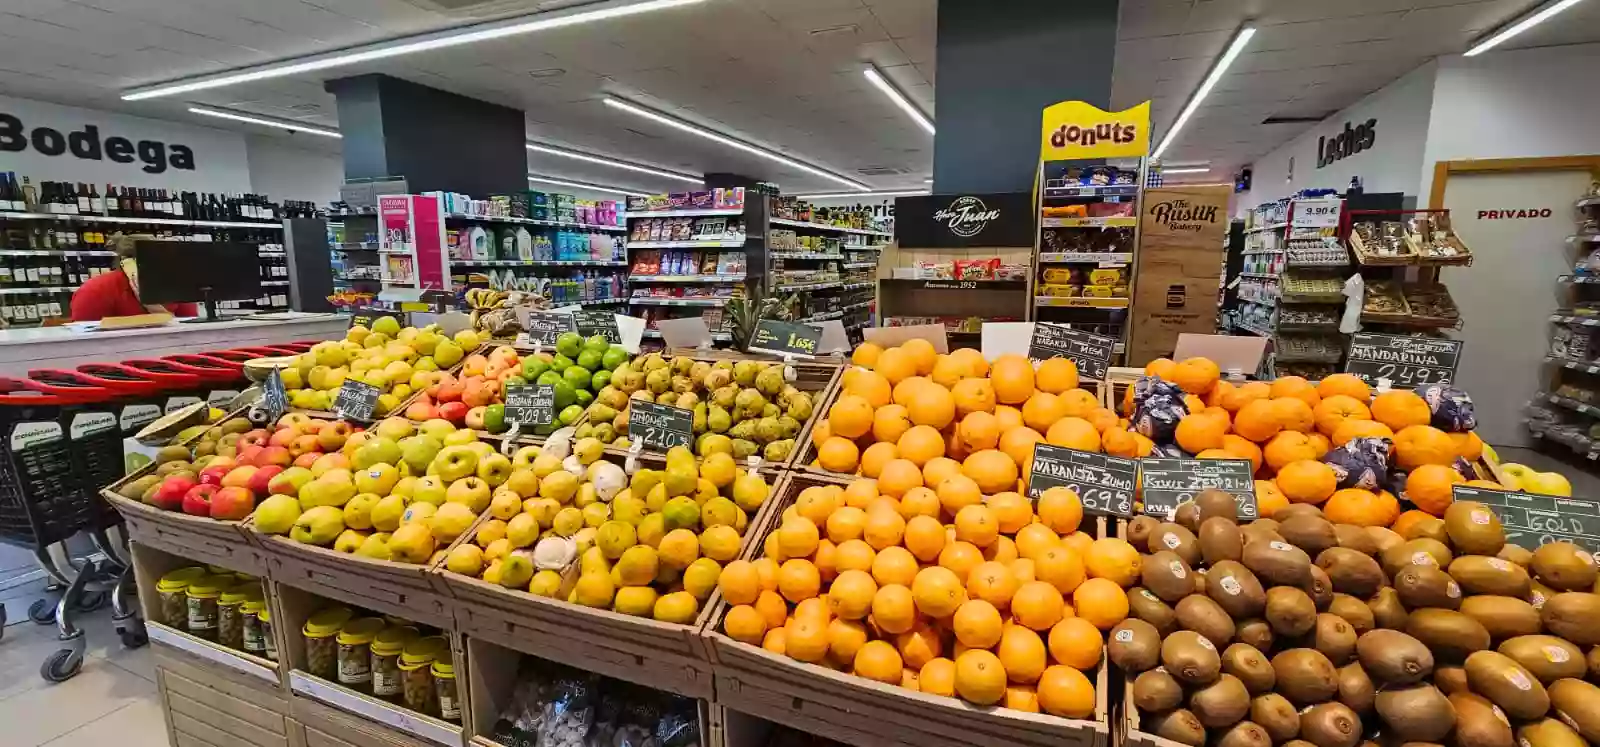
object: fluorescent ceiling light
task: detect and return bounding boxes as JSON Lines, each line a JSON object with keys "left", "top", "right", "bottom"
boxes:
{"left": 863, "top": 65, "right": 935, "bottom": 135}
{"left": 1465, "top": 0, "right": 1587, "bottom": 56}
{"left": 528, "top": 174, "right": 652, "bottom": 198}
{"left": 793, "top": 190, "right": 929, "bottom": 199}
{"left": 602, "top": 97, "right": 872, "bottom": 192}
{"left": 525, "top": 142, "right": 701, "bottom": 185}
{"left": 187, "top": 106, "right": 341, "bottom": 137}
{"left": 1161, "top": 167, "right": 1211, "bottom": 174}
{"left": 122, "top": 0, "right": 703, "bottom": 100}
{"left": 923, "top": 178, "right": 934, "bottom": 183}
{"left": 1152, "top": 25, "right": 1256, "bottom": 160}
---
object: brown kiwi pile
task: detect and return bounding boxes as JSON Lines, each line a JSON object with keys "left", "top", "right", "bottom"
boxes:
{"left": 1121, "top": 489, "right": 1600, "bottom": 747}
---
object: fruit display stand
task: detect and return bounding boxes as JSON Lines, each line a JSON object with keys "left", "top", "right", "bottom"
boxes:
{"left": 704, "top": 470, "right": 1114, "bottom": 747}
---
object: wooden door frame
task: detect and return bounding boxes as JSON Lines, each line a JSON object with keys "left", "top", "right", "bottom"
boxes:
{"left": 1428, "top": 155, "right": 1600, "bottom": 209}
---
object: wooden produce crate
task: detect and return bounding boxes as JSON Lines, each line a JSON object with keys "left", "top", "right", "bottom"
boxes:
{"left": 289, "top": 696, "right": 453, "bottom": 747}
{"left": 438, "top": 466, "right": 789, "bottom": 700}
{"left": 704, "top": 473, "right": 1113, "bottom": 747}
{"left": 134, "top": 541, "right": 283, "bottom": 688}
{"left": 252, "top": 525, "right": 456, "bottom": 631}
{"left": 155, "top": 641, "right": 294, "bottom": 747}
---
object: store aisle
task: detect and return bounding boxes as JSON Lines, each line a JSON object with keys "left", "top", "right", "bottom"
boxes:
{"left": 0, "top": 606, "right": 166, "bottom": 747}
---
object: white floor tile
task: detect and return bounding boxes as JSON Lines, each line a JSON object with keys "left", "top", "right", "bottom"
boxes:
{"left": 0, "top": 658, "right": 156, "bottom": 745}
{"left": 42, "top": 698, "right": 169, "bottom": 747}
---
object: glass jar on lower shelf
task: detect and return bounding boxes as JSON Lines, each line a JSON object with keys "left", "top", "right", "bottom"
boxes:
{"left": 155, "top": 567, "right": 205, "bottom": 628}
{"left": 240, "top": 599, "right": 268, "bottom": 659}
{"left": 370, "top": 626, "right": 417, "bottom": 704}
{"left": 431, "top": 659, "right": 460, "bottom": 723}
{"left": 301, "top": 607, "right": 353, "bottom": 681}
{"left": 184, "top": 575, "right": 231, "bottom": 641}
{"left": 335, "top": 618, "right": 385, "bottom": 693}
{"left": 398, "top": 636, "right": 449, "bottom": 716}
{"left": 217, "top": 584, "right": 260, "bottom": 651}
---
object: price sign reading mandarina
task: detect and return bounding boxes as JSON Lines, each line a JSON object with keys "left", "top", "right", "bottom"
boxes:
{"left": 1029, "top": 323, "right": 1116, "bottom": 381}
{"left": 747, "top": 319, "right": 822, "bottom": 359}
{"left": 1027, "top": 444, "right": 1136, "bottom": 518}
{"left": 1453, "top": 484, "right": 1600, "bottom": 553}
{"left": 503, "top": 384, "right": 555, "bottom": 427}
{"left": 627, "top": 400, "right": 694, "bottom": 451}
{"left": 332, "top": 380, "right": 382, "bottom": 422}
{"left": 1138, "top": 458, "right": 1258, "bottom": 520}
{"left": 261, "top": 369, "right": 288, "bottom": 423}
{"left": 1346, "top": 333, "right": 1462, "bottom": 387}
{"left": 520, "top": 312, "right": 577, "bottom": 347}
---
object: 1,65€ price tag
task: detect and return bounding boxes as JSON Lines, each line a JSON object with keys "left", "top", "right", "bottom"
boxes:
{"left": 503, "top": 384, "right": 555, "bottom": 427}
{"left": 261, "top": 368, "right": 288, "bottom": 423}
{"left": 1137, "top": 458, "right": 1257, "bottom": 520}
{"left": 747, "top": 319, "right": 823, "bottom": 359}
{"left": 1345, "top": 333, "right": 1463, "bottom": 388}
{"left": 1028, "top": 323, "right": 1116, "bottom": 381}
{"left": 1027, "top": 444, "right": 1136, "bottom": 518}
{"left": 628, "top": 400, "right": 694, "bottom": 451}
{"left": 333, "top": 380, "right": 382, "bottom": 422}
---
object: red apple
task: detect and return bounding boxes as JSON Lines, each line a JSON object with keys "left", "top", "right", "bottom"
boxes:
{"left": 257, "top": 446, "right": 292, "bottom": 468}
{"left": 236, "top": 445, "right": 264, "bottom": 467}
{"left": 210, "top": 486, "right": 255, "bottom": 520}
{"left": 238, "top": 429, "right": 271, "bottom": 449}
{"left": 221, "top": 465, "right": 258, "bottom": 489}
{"left": 198, "top": 464, "right": 232, "bottom": 486}
{"left": 246, "top": 465, "right": 284, "bottom": 497}
{"left": 438, "top": 401, "right": 469, "bottom": 423}
{"left": 150, "top": 476, "right": 196, "bottom": 511}
{"left": 465, "top": 406, "right": 487, "bottom": 430}
{"left": 292, "top": 452, "right": 320, "bottom": 468}
{"left": 182, "top": 484, "right": 219, "bottom": 517}
{"left": 434, "top": 380, "right": 465, "bottom": 403}
{"left": 267, "top": 429, "right": 296, "bottom": 448}
{"left": 289, "top": 434, "right": 321, "bottom": 458}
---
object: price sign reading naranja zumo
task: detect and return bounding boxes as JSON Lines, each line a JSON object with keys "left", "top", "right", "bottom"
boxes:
{"left": 747, "top": 319, "right": 823, "bottom": 359}
{"left": 1026, "top": 443, "right": 1136, "bottom": 518}
{"left": 503, "top": 384, "right": 555, "bottom": 427}
{"left": 332, "top": 379, "right": 382, "bottom": 422}
{"left": 1453, "top": 484, "right": 1600, "bottom": 553}
{"left": 627, "top": 400, "right": 694, "bottom": 451}
{"left": 1345, "top": 333, "right": 1463, "bottom": 388}
{"left": 1137, "top": 458, "right": 1258, "bottom": 520}
{"left": 1028, "top": 323, "right": 1116, "bottom": 381}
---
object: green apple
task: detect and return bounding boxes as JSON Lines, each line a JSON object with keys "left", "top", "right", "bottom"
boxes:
{"left": 374, "top": 417, "right": 415, "bottom": 441}
{"left": 433, "top": 340, "right": 464, "bottom": 368}
{"left": 354, "top": 437, "right": 402, "bottom": 470}
{"left": 511, "top": 446, "right": 541, "bottom": 471}
{"left": 477, "top": 453, "right": 512, "bottom": 486}
{"left": 432, "top": 445, "right": 479, "bottom": 481}
{"left": 442, "top": 428, "right": 478, "bottom": 447}
{"left": 418, "top": 419, "right": 455, "bottom": 442}
{"left": 254, "top": 494, "right": 302, "bottom": 534}
{"left": 291, "top": 505, "right": 345, "bottom": 545}
{"left": 370, "top": 494, "right": 409, "bottom": 532}
{"left": 446, "top": 476, "right": 491, "bottom": 512}
{"left": 391, "top": 475, "right": 420, "bottom": 499}
{"left": 466, "top": 441, "right": 496, "bottom": 461}
{"left": 411, "top": 476, "right": 447, "bottom": 505}
{"left": 355, "top": 463, "right": 400, "bottom": 495}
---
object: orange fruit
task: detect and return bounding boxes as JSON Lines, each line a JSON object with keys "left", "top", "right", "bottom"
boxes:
{"left": 1171, "top": 357, "right": 1221, "bottom": 394}
{"left": 893, "top": 376, "right": 931, "bottom": 407}
{"left": 785, "top": 615, "right": 831, "bottom": 663}
{"left": 1332, "top": 418, "right": 1395, "bottom": 447}
{"left": 851, "top": 343, "right": 882, "bottom": 368}
{"left": 827, "top": 569, "right": 878, "bottom": 620}
{"left": 1037, "top": 486, "right": 1085, "bottom": 534}
{"left": 1102, "top": 428, "right": 1148, "bottom": 459}
{"left": 998, "top": 624, "right": 1048, "bottom": 683}
{"left": 1220, "top": 434, "right": 1264, "bottom": 472}
{"left": 921, "top": 457, "right": 963, "bottom": 488}
{"left": 794, "top": 597, "right": 830, "bottom": 623}
{"left": 810, "top": 420, "right": 833, "bottom": 448}
{"left": 1048, "top": 617, "right": 1104, "bottom": 669}
{"left": 908, "top": 386, "right": 957, "bottom": 430}
{"left": 912, "top": 565, "right": 967, "bottom": 617}
{"left": 1085, "top": 538, "right": 1141, "bottom": 587}
{"left": 1036, "top": 665, "right": 1095, "bottom": 717}
{"left": 1270, "top": 376, "right": 1321, "bottom": 407}
{"left": 872, "top": 584, "right": 916, "bottom": 634}
{"left": 1318, "top": 373, "right": 1372, "bottom": 401}
{"left": 1046, "top": 417, "right": 1103, "bottom": 451}
{"left": 1314, "top": 394, "right": 1372, "bottom": 436}
{"left": 1007, "top": 684, "right": 1041, "bottom": 712}
{"left": 1035, "top": 358, "right": 1080, "bottom": 394}
{"left": 1058, "top": 389, "right": 1100, "bottom": 419}
{"left": 1221, "top": 380, "right": 1272, "bottom": 413}
{"left": 956, "top": 411, "right": 1001, "bottom": 453}
{"left": 859, "top": 442, "right": 898, "bottom": 479}
{"left": 1275, "top": 460, "right": 1337, "bottom": 504}
{"left": 874, "top": 347, "right": 917, "bottom": 385}
{"left": 1011, "top": 580, "right": 1066, "bottom": 630}
{"left": 842, "top": 479, "right": 879, "bottom": 509}
{"left": 1196, "top": 448, "right": 1234, "bottom": 460}
{"left": 993, "top": 405, "right": 1024, "bottom": 431}
{"left": 999, "top": 426, "right": 1045, "bottom": 469}
{"left": 862, "top": 508, "right": 907, "bottom": 551}
{"left": 1393, "top": 424, "right": 1457, "bottom": 470}
{"left": 754, "top": 590, "right": 788, "bottom": 629}
{"left": 795, "top": 487, "right": 839, "bottom": 526}
{"left": 984, "top": 535, "right": 1019, "bottom": 564}
{"left": 950, "top": 348, "right": 988, "bottom": 377}
{"left": 936, "top": 474, "right": 984, "bottom": 515}
{"left": 833, "top": 539, "right": 875, "bottom": 574}
{"left": 1174, "top": 413, "right": 1227, "bottom": 453}
{"left": 724, "top": 605, "right": 769, "bottom": 644}
{"left": 952, "top": 378, "right": 997, "bottom": 417}
{"left": 778, "top": 517, "right": 820, "bottom": 558}
{"left": 955, "top": 504, "right": 1000, "bottom": 547}
{"left": 1034, "top": 545, "right": 1087, "bottom": 595}
{"left": 1273, "top": 397, "right": 1315, "bottom": 433}
{"left": 872, "top": 404, "right": 913, "bottom": 444}
{"left": 955, "top": 650, "right": 1008, "bottom": 705}
{"left": 1406, "top": 463, "right": 1464, "bottom": 516}
{"left": 826, "top": 506, "right": 867, "bottom": 543}
{"left": 847, "top": 369, "right": 892, "bottom": 408}
{"left": 1322, "top": 488, "right": 1401, "bottom": 527}
{"left": 1255, "top": 480, "right": 1290, "bottom": 518}
{"left": 1015, "top": 523, "right": 1061, "bottom": 561}
{"left": 930, "top": 355, "right": 969, "bottom": 389}
{"left": 817, "top": 437, "right": 860, "bottom": 473}
{"left": 988, "top": 491, "right": 1034, "bottom": 533}
{"left": 899, "top": 486, "right": 941, "bottom": 520}
{"left": 990, "top": 354, "right": 1036, "bottom": 405}
{"left": 967, "top": 561, "right": 1020, "bottom": 608}
{"left": 953, "top": 599, "right": 1005, "bottom": 648}
{"left": 878, "top": 459, "right": 924, "bottom": 498}
{"left": 1145, "top": 357, "right": 1177, "bottom": 379}
{"left": 1085, "top": 407, "right": 1119, "bottom": 434}
{"left": 1207, "top": 380, "right": 1235, "bottom": 407}
{"left": 871, "top": 546, "right": 919, "bottom": 587}
{"left": 897, "top": 425, "right": 946, "bottom": 467}
{"left": 1233, "top": 399, "right": 1283, "bottom": 443}
{"left": 963, "top": 449, "right": 1020, "bottom": 494}
{"left": 919, "top": 657, "right": 957, "bottom": 697}
{"left": 1010, "top": 558, "right": 1038, "bottom": 584}
{"left": 1264, "top": 431, "right": 1318, "bottom": 471}
{"left": 896, "top": 620, "right": 942, "bottom": 669}
{"left": 827, "top": 618, "right": 868, "bottom": 662}
{"left": 938, "top": 541, "right": 984, "bottom": 580}
{"left": 753, "top": 558, "right": 780, "bottom": 592}
{"left": 778, "top": 559, "right": 822, "bottom": 603}
{"left": 1451, "top": 430, "right": 1484, "bottom": 461}
{"left": 719, "top": 560, "right": 762, "bottom": 605}
{"left": 762, "top": 627, "right": 787, "bottom": 655}
{"left": 814, "top": 539, "right": 839, "bottom": 581}
{"left": 852, "top": 640, "right": 903, "bottom": 684}
{"left": 1062, "top": 531, "right": 1094, "bottom": 559}
{"left": 1021, "top": 391, "right": 1066, "bottom": 433}
{"left": 1071, "top": 577, "right": 1129, "bottom": 630}
{"left": 828, "top": 394, "right": 874, "bottom": 439}
{"left": 1371, "top": 390, "right": 1431, "bottom": 430}
{"left": 1308, "top": 432, "right": 1331, "bottom": 459}
{"left": 899, "top": 339, "right": 938, "bottom": 376}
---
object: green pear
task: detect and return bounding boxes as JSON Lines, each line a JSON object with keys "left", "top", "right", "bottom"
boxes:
{"left": 291, "top": 506, "right": 345, "bottom": 545}
{"left": 253, "top": 494, "right": 302, "bottom": 535}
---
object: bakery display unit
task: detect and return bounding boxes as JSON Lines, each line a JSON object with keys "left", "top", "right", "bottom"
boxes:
{"left": 438, "top": 191, "right": 630, "bottom": 310}
{"left": 1030, "top": 164, "right": 1143, "bottom": 353}
{"left": 766, "top": 196, "right": 889, "bottom": 344}
{"left": 1527, "top": 183, "right": 1600, "bottom": 457}
{"left": 1231, "top": 195, "right": 1349, "bottom": 378}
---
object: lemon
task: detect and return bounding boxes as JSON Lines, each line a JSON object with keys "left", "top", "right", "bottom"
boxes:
{"left": 700, "top": 497, "right": 740, "bottom": 529}
{"left": 431, "top": 502, "right": 476, "bottom": 543}
{"left": 524, "top": 498, "right": 560, "bottom": 529}
{"left": 596, "top": 520, "right": 637, "bottom": 560}
{"left": 475, "top": 519, "right": 507, "bottom": 547}
{"left": 505, "top": 513, "right": 540, "bottom": 548}
{"left": 615, "top": 545, "right": 660, "bottom": 586}
{"left": 483, "top": 538, "right": 512, "bottom": 563}
{"left": 646, "top": 483, "right": 669, "bottom": 512}
{"left": 531, "top": 453, "right": 565, "bottom": 479}
{"left": 682, "top": 557, "right": 722, "bottom": 600}
{"left": 529, "top": 570, "right": 563, "bottom": 597}
{"left": 611, "top": 494, "right": 646, "bottom": 526}
{"left": 662, "top": 496, "right": 701, "bottom": 531}
{"left": 700, "top": 452, "right": 736, "bottom": 488}
{"left": 652, "top": 591, "right": 699, "bottom": 624}
{"left": 540, "top": 471, "right": 579, "bottom": 503}
{"left": 637, "top": 514, "right": 666, "bottom": 549}
{"left": 581, "top": 502, "right": 611, "bottom": 528}
{"left": 613, "top": 586, "right": 658, "bottom": 617}
{"left": 551, "top": 507, "right": 583, "bottom": 537}
{"left": 732, "top": 473, "right": 769, "bottom": 513}
{"left": 699, "top": 525, "right": 741, "bottom": 562}
{"left": 574, "top": 571, "right": 616, "bottom": 608}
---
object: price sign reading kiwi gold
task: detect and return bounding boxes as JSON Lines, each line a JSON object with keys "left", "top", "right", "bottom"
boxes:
{"left": 1346, "top": 333, "right": 1463, "bottom": 387}
{"left": 1137, "top": 458, "right": 1257, "bottom": 520}
{"left": 747, "top": 319, "right": 823, "bottom": 359}
{"left": 1026, "top": 443, "right": 1136, "bottom": 518}
{"left": 627, "top": 400, "right": 694, "bottom": 452}
{"left": 1453, "top": 484, "right": 1600, "bottom": 553}
{"left": 1028, "top": 323, "right": 1116, "bottom": 380}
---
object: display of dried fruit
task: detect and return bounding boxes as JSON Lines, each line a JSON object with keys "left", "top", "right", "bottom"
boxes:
{"left": 1363, "top": 280, "right": 1409, "bottom": 315}
{"left": 1274, "top": 333, "right": 1342, "bottom": 362}
{"left": 1353, "top": 221, "right": 1408, "bottom": 257}
{"left": 1286, "top": 237, "right": 1348, "bottom": 266}
{"left": 1278, "top": 306, "right": 1340, "bottom": 327}
{"left": 1408, "top": 214, "right": 1469, "bottom": 259}
{"left": 1402, "top": 284, "right": 1460, "bottom": 319}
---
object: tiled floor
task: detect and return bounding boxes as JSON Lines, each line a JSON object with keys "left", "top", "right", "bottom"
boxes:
{"left": 0, "top": 606, "right": 167, "bottom": 747}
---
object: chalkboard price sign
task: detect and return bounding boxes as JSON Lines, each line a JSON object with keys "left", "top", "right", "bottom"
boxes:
{"left": 1138, "top": 458, "right": 1258, "bottom": 520}
{"left": 1029, "top": 323, "right": 1116, "bottom": 380}
{"left": 261, "top": 369, "right": 288, "bottom": 423}
{"left": 504, "top": 384, "right": 555, "bottom": 427}
{"left": 520, "top": 312, "right": 577, "bottom": 347}
{"left": 1027, "top": 444, "right": 1136, "bottom": 518}
{"left": 575, "top": 310, "right": 622, "bottom": 344}
{"left": 747, "top": 319, "right": 823, "bottom": 358}
{"left": 333, "top": 380, "right": 382, "bottom": 422}
{"left": 349, "top": 307, "right": 408, "bottom": 331}
{"left": 1453, "top": 484, "right": 1600, "bottom": 553}
{"left": 1346, "top": 333, "right": 1463, "bottom": 387}
{"left": 628, "top": 400, "right": 694, "bottom": 451}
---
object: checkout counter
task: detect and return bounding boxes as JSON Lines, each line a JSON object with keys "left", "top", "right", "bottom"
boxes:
{"left": 0, "top": 312, "right": 348, "bottom": 377}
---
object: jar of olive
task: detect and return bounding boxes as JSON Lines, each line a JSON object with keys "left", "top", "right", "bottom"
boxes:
{"left": 335, "top": 617, "right": 385, "bottom": 692}
{"left": 216, "top": 584, "right": 260, "bottom": 651}
{"left": 259, "top": 605, "right": 278, "bottom": 662}
{"left": 301, "top": 607, "right": 353, "bottom": 680}
{"left": 184, "top": 575, "right": 231, "bottom": 641}
{"left": 398, "top": 636, "right": 448, "bottom": 715}
{"left": 241, "top": 599, "right": 268, "bottom": 659}
{"left": 369, "top": 626, "right": 417, "bottom": 704}
{"left": 431, "top": 659, "right": 460, "bottom": 723}
{"left": 155, "top": 567, "right": 204, "bottom": 628}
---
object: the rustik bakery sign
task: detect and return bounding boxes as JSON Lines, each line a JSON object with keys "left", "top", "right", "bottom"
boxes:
{"left": 1039, "top": 101, "right": 1151, "bottom": 161}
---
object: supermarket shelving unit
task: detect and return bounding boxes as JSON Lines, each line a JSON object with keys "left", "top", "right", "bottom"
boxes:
{"left": 1029, "top": 167, "right": 1146, "bottom": 360}
{"left": 1228, "top": 196, "right": 1349, "bottom": 378}
{"left": 1528, "top": 189, "right": 1600, "bottom": 457}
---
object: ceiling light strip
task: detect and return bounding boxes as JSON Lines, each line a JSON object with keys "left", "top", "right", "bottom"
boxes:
{"left": 122, "top": 0, "right": 703, "bottom": 101}
{"left": 1160, "top": 167, "right": 1211, "bottom": 174}
{"left": 528, "top": 174, "right": 652, "bottom": 198}
{"left": 1151, "top": 25, "right": 1256, "bottom": 160}
{"left": 525, "top": 142, "right": 702, "bottom": 185}
{"left": 602, "top": 97, "right": 872, "bottom": 192}
{"left": 187, "top": 107, "right": 342, "bottom": 138}
{"left": 1464, "top": 0, "right": 1588, "bottom": 56}
{"left": 863, "top": 66, "right": 935, "bottom": 135}
{"left": 793, "top": 190, "right": 929, "bottom": 199}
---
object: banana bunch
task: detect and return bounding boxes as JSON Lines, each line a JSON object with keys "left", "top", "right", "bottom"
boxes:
{"left": 469, "top": 289, "right": 554, "bottom": 337}
{"left": 466, "top": 288, "right": 509, "bottom": 311}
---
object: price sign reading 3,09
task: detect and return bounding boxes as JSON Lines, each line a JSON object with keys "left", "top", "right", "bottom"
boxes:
{"left": 1026, "top": 443, "right": 1136, "bottom": 518}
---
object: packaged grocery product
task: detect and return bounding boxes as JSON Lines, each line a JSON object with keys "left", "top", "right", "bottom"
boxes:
{"left": 371, "top": 626, "right": 417, "bottom": 703}
{"left": 1083, "top": 284, "right": 1115, "bottom": 298}
{"left": 217, "top": 583, "right": 260, "bottom": 651}
{"left": 1089, "top": 268, "right": 1124, "bottom": 285}
{"left": 184, "top": 575, "right": 230, "bottom": 641}
{"left": 302, "top": 606, "right": 353, "bottom": 681}
{"left": 1042, "top": 268, "right": 1075, "bottom": 284}
{"left": 336, "top": 617, "right": 385, "bottom": 692}
{"left": 241, "top": 599, "right": 268, "bottom": 659}
{"left": 432, "top": 659, "right": 461, "bottom": 722}
{"left": 996, "top": 263, "right": 1028, "bottom": 280}
{"left": 916, "top": 261, "right": 953, "bottom": 279}
{"left": 156, "top": 567, "right": 205, "bottom": 628}
{"left": 399, "top": 636, "right": 449, "bottom": 716}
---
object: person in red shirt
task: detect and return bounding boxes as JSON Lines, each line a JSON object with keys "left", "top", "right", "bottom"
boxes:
{"left": 71, "top": 233, "right": 198, "bottom": 321}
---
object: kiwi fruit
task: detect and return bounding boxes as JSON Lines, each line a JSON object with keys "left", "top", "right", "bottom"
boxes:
{"left": 1207, "top": 560, "right": 1268, "bottom": 619}
{"left": 1367, "top": 587, "right": 1409, "bottom": 630}
{"left": 1132, "top": 668, "right": 1184, "bottom": 712}
{"left": 1317, "top": 548, "right": 1386, "bottom": 598}
{"left": 1497, "top": 635, "right": 1586, "bottom": 683}
{"left": 1143, "top": 550, "right": 1197, "bottom": 603}
{"left": 1128, "top": 515, "right": 1160, "bottom": 548}
{"left": 1449, "top": 555, "right": 1533, "bottom": 598}
{"left": 1447, "top": 692, "right": 1515, "bottom": 747}
{"left": 1365, "top": 526, "right": 1403, "bottom": 554}
{"left": 1235, "top": 618, "right": 1274, "bottom": 652}
{"left": 1222, "top": 643, "right": 1275, "bottom": 694}
{"left": 1128, "top": 587, "right": 1179, "bottom": 637}
{"left": 1200, "top": 517, "right": 1245, "bottom": 565}
{"left": 1266, "top": 586, "right": 1318, "bottom": 637}
{"left": 1216, "top": 721, "right": 1272, "bottom": 747}
{"left": 1498, "top": 543, "right": 1534, "bottom": 567}
{"left": 1531, "top": 542, "right": 1598, "bottom": 591}
{"left": 1442, "top": 501, "right": 1507, "bottom": 556}
{"left": 1251, "top": 693, "right": 1301, "bottom": 743}
{"left": 1327, "top": 594, "right": 1374, "bottom": 634}
{"left": 1313, "top": 613, "right": 1357, "bottom": 664}
{"left": 1163, "top": 630, "right": 1222, "bottom": 686}
{"left": 1144, "top": 708, "right": 1206, "bottom": 747}
{"left": 1380, "top": 538, "right": 1452, "bottom": 578}
{"left": 116, "top": 474, "right": 161, "bottom": 500}
{"left": 1374, "top": 684, "right": 1455, "bottom": 742}
{"left": 1191, "top": 673, "right": 1253, "bottom": 727}
{"left": 1464, "top": 650, "right": 1549, "bottom": 720}
{"left": 1177, "top": 593, "right": 1237, "bottom": 648}
{"left": 1400, "top": 514, "right": 1449, "bottom": 544}
{"left": 1244, "top": 539, "right": 1314, "bottom": 586}
{"left": 1434, "top": 665, "right": 1469, "bottom": 694}
{"left": 1241, "top": 521, "right": 1284, "bottom": 547}
{"left": 1275, "top": 503, "right": 1324, "bottom": 521}
{"left": 1356, "top": 629, "right": 1434, "bottom": 685}
{"left": 1304, "top": 565, "right": 1334, "bottom": 610}
{"left": 1281, "top": 515, "right": 1340, "bottom": 557}
{"left": 1175, "top": 502, "right": 1203, "bottom": 533}
{"left": 1300, "top": 702, "right": 1362, "bottom": 747}
{"left": 1194, "top": 568, "right": 1209, "bottom": 596}
{"left": 1529, "top": 579, "right": 1556, "bottom": 609}
{"left": 1518, "top": 718, "right": 1588, "bottom": 747}
{"left": 1333, "top": 524, "right": 1378, "bottom": 556}
{"left": 1109, "top": 618, "right": 1162, "bottom": 672}
{"left": 1393, "top": 564, "right": 1462, "bottom": 610}
{"left": 1152, "top": 521, "right": 1202, "bottom": 567}
{"left": 1195, "top": 488, "right": 1240, "bottom": 524}
{"left": 1548, "top": 678, "right": 1600, "bottom": 741}
{"left": 1407, "top": 608, "right": 1491, "bottom": 662}
{"left": 1589, "top": 646, "right": 1600, "bottom": 680}
{"left": 1272, "top": 648, "right": 1338, "bottom": 705}
{"left": 1336, "top": 662, "right": 1375, "bottom": 713}
{"left": 1540, "top": 592, "right": 1600, "bottom": 645}
{"left": 1459, "top": 595, "right": 1541, "bottom": 640}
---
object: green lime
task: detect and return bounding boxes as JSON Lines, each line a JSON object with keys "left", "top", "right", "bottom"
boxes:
{"left": 592, "top": 370, "right": 612, "bottom": 391}
{"left": 550, "top": 353, "right": 573, "bottom": 372}
{"left": 584, "top": 334, "right": 611, "bottom": 352}
{"left": 574, "top": 389, "right": 594, "bottom": 407}
{"left": 558, "top": 404, "right": 584, "bottom": 426}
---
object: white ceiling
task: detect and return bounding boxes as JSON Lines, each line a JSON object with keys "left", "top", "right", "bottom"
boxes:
{"left": 0, "top": 0, "right": 1594, "bottom": 195}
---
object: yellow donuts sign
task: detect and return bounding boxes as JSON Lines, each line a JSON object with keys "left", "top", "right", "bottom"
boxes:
{"left": 1039, "top": 101, "right": 1151, "bottom": 160}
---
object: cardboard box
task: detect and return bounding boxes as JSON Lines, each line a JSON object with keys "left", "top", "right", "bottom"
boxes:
{"left": 1127, "top": 185, "right": 1231, "bottom": 366}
